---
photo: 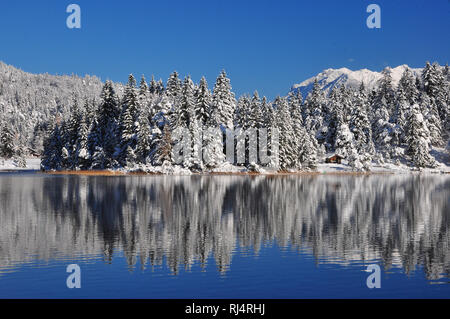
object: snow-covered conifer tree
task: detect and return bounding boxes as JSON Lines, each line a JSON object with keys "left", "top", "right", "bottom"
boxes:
{"left": 377, "top": 67, "right": 396, "bottom": 116}
{"left": 406, "top": 104, "right": 436, "bottom": 168}
{"left": 118, "top": 74, "right": 140, "bottom": 166}
{"left": 304, "top": 79, "right": 324, "bottom": 137}
{"left": 211, "top": 70, "right": 236, "bottom": 129}
{"left": 274, "top": 96, "right": 297, "bottom": 170}
{"left": 350, "top": 93, "right": 374, "bottom": 155}
{"left": 136, "top": 109, "right": 152, "bottom": 165}
{"left": 151, "top": 124, "right": 173, "bottom": 166}
{"left": 334, "top": 122, "right": 354, "bottom": 159}
{"left": 41, "top": 122, "right": 63, "bottom": 170}
{"left": 0, "top": 120, "right": 15, "bottom": 159}
{"left": 194, "top": 76, "right": 211, "bottom": 126}
{"left": 398, "top": 68, "right": 419, "bottom": 106}
{"left": 166, "top": 71, "right": 182, "bottom": 101}
{"left": 88, "top": 81, "right": 120, "bottom": 168}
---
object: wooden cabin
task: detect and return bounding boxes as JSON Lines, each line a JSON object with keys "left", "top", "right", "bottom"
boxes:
{"left": 325, "top": 154, "right": 344, "bottom": 164}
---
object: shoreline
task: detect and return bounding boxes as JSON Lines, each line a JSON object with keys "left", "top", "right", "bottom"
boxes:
{"left": 1, "top": 159, "right": 449, "bottom": 176}
{"left": 3, "top": 169, "right": 448, "bottom": 176}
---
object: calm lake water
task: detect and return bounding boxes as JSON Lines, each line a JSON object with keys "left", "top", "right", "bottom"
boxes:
{"left": 0, "top": 172, "right": 449, "bottom": 298}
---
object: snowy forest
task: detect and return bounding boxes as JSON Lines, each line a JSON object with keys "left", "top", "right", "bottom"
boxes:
{"left": 0, "top": 61, "right": 449, "bottom": 172}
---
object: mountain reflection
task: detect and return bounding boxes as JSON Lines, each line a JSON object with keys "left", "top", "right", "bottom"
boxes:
{"left": 0, "top": 174, "right": 449, "bottom": 280}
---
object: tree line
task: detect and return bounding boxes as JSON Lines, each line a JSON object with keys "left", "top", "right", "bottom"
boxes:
{"left": 34, "top": 61, "right": 450, "bottom": 171}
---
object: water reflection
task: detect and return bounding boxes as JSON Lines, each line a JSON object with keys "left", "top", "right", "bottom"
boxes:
{"left": 0, "top": 174, "right": 449, "bottom": 280}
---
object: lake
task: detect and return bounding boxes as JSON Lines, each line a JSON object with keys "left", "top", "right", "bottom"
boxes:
{"left": 0, "top": 172, "right": 449, "bottom": 298}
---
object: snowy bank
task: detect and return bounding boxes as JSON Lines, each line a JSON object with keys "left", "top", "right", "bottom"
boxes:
{"left": 0, "top": 158, "right": 40, "bottom": 171}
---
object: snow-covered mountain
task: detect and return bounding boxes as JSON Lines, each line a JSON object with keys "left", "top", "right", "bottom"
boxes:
{"left": 291, "top": 65, "right": 423, "bottom": 98}
{"left": 0, "top": 61, "right": 124, "bottom": 153}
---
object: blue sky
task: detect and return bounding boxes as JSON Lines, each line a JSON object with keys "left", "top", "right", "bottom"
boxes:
{"left": 0, "top": 0, "right": 448, "bottom": 99}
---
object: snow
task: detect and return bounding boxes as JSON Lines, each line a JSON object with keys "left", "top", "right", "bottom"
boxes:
{"left": 317, "top": 158, "right": 450, "bottom": 174}
{"left": 1, "top": 157, "right": 448, "bottom": 175}
{"left": 292, "top": 64, "right": 423, "bottom": 97}
{"left": 0, "top": 158, "right": 41, "bottom": 171}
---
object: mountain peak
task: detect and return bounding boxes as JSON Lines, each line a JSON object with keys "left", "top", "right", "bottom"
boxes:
{"left": 291, "top": 65, "right": 422, "bottom": 98}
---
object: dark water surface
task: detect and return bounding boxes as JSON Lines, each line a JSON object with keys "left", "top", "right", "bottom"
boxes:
{"left": 0, "top": 172, "right": 449, "bottom": 298}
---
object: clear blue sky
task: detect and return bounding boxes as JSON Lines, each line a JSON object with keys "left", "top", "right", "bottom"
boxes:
{"left": 0, "top": 0, "right": 448, "bottom": 99}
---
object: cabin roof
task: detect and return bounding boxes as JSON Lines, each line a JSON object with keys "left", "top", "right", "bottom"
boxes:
{"left": 327, "top": 154, "right": 344, "bottom": 159}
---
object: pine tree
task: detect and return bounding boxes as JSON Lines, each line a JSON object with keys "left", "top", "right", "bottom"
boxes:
{"left": 249, "top": 91, "right": 263, "bottom": 130}
{"left": 188, "top": 111, "right": 203, "bottom": 170}
{"left": 398, "top": 68, "right": 419, "bottom": 105}
{"left": 422, "top": 62, "right": 439, "bottom": 97}
{"left": 334, "top": 122, "right": 354, "bottom": 159}
{"left": 393, "top": 84, "right": 409, "bottom": 144}
{"left": 305, "top": 78, "right": 324, "bottom": 136}
{"left": 41, "top": 122, "right": 63, "bottom": 170}
{"left": 202, "top": 122, "right": 225, "bottom": 168}
{"left": 371, "top": 85, "right": 395, "bottom": 160}
{"left": 118, "top": 74, "right": 140, "bottom": 166}
{"left": 421, "top": 94, "right": 443, "bottom": 147}
{"left": 406, "top": 104, "right": 436, "bottom": 168}
{"left": 298, "top": 127, "right": 318, "bottom": 170}
{"left": 166, "top": 71, "right": 182, "bottom": 100}
{"left": 235, "top": 95, "right": 252, "bottom": 165}
{"left": 274, "top": 96, "right": 297, "bottom": 170}
{"left": 64, "top": 96, "right": 83, "bottom": 169}
{"left": 325, "top": 87, "right": 343, "bottom": 152}
{"left": 377, "top": 67, "right": 396, "bottom": 116}
{"left": 138, "top": 75, "right": 151, "bottom": 115}
{"left": 88, "top": 81, "right": 120, "bottom": 168}
{"left": 151, "top": 125, "right": 173, "bottom": 165}
{"left": 194, "top": 76, "right": 212, "bottom": 126}
{"left": 289, "top": 91, "right": 304, "bottom": 168}
{"left": 212, "top": 70, "right": 236, "bottom": 129}
{"left": 176, "top": 76, "right": 195, "bottom": 129}
{"left": 136, "top": 109, "right": 152, "bottom": 164}
{"left": 350, "top": 93, "right": 374, "bottom": 155}
{"left": 75, "top": 107, "right": 90, "bottom": 169}
{"left": 0, "top": 120, "right": 15, "bottom": 159}
{"left": 422, "top": 62, "right": 448, "bottom": 128}
{"left": 249, "top": 91, "right": 264, "bottom": 165}
{"left": 12, "top": 141, "right": 27, "bottom": 168}
{"left": 149, "top": 75, "right": 158, "bottom": 95}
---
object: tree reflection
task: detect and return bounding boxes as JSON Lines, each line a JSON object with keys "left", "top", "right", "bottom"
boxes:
{"left": 0, "top": 174, "right": 448, "bottom": 280}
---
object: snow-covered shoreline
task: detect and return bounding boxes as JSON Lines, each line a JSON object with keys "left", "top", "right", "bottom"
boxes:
{"left": 1, "top": 158, "right": 449, "bottom": 175}
{"left": 0, "top": 158, "right": 41, "bottom": 171}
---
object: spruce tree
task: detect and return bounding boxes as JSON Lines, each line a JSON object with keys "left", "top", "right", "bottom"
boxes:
{"left": 350, "top": 94, "right": 374, "bottom": 155}
{"left": 166, "top": 71, "right": 182, "bottom": 100}
{"left": 0, "top": 120, "right": 15, "bottom": 159}
{"left": 136, "top": 109, "right": 152, "bottom": 164}
{"left": 406, "top": 104, "right": 436, "bottom": 168}
{"left": 88, "top": 81, "right": 120, "bottom": 168}
{"left": 377, "top": 67, "right": 396, "bottom": 116}
{"left": 275, "top": 96, "right": 297, "bottom": 170}
{"left": 212, "top": 70, "right": 236, "bottom": 129}
{"left": 75, "top": 107, "right": 90, "bottom": 169}
{"left": 194, "top": 76, "right": 212, "bottom": 126}
{"left": 152, "top": 124, "right": 173, "bottom": 166}
{"left": 298, "top": 126, "right": 318, "bottom": 170}
{"left": 398, "top": 68, "right": 419, "bottom": 105}
{"left": 118, "top": 74, "right": 140, "bottom": 166}
{"left": 41, "top": 122, "right": 63, "bottom": 170}
{"left": 334, "top": 122, "right": 354, "bottom": 159}
{"left": 235, "top": 95, "right": 251, "bottom": 165}
{"left": 305, "top": 78, "right": 324, "bottom": 135}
